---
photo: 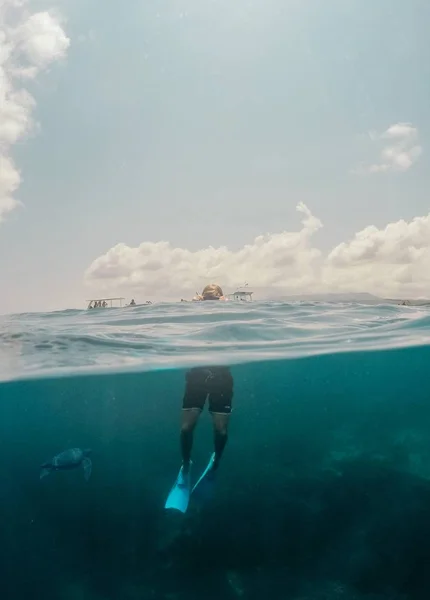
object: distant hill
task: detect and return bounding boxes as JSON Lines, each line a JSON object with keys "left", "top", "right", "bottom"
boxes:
{"left": 249, "top": 290, "right": 385, "bottom": 304}
{"left": 273, "top": 292, "right": 384, "bottom": 304}
{"left": 245, "top": 290, "right": 430, "bottom": 305}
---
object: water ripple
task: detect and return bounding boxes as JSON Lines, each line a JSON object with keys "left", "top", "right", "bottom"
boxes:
{"left": 1, "top": 301, "right": 429, "bottom": 382}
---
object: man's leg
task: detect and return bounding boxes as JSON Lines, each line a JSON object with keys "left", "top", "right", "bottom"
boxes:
{"left": 207, "top": 367, "right": 233, "bottom": 471}
{"left": 180, "top": 408, "right": 201, "bottom": 472}
{"left": 181, "top": 368, "right": 208, "bottom": 472}
{"left": 210, "top": 412, "right": 230, "bottom": 471}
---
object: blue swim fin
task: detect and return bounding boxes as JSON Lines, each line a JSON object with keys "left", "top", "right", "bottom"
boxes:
{"left": 191, "top": 453, "right": 217, "bottom": 501}
{"left": 164, "top": 463, "right": 192, "bottom": 513}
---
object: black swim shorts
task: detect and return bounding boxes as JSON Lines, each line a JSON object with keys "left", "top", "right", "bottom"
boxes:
{"left": 182, "top": 366, "right": 233, "bottom": 414}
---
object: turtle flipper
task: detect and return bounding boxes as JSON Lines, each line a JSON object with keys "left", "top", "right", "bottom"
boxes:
{"left": 40, "top": 464, "right": 52, "bottom": 480}
{"left": 82, "top": 457, "right": 92, "bottom": 481}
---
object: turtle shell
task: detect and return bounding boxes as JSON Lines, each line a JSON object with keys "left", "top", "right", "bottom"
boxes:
{"left": 53, "top": 448, "right": 83, "bottom": 468}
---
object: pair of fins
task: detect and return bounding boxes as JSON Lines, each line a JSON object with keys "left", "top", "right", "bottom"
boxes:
{"left": 164, "top": 453, "right": 216, "bottom": 513}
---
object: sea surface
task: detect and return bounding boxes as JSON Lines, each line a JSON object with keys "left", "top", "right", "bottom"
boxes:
{"left": 1, "top": 301, "right": 430, "bottom": 600}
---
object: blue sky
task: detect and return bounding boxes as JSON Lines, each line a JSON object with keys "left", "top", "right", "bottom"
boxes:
{"left": 1, "top": 0, "right": 429, "bottom": 313}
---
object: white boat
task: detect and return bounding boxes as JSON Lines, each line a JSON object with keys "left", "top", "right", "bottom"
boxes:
{"left": 87, "top": 297, "right": 125, "bottom": 309}
{"left": 227, "top": 285, "right": 253, "bottom": 302}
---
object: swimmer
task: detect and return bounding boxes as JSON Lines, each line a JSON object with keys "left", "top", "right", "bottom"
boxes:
{"left": 165, "top": 284, "right": 233, "bottom": 512}
{"left": 181, "top": 285, "right": 232, "bottom": 478}
{"left": 192, "top": 283, "right": 227, "bottom": 302}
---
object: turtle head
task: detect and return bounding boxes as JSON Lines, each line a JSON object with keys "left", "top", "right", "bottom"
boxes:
{"left": 83, "top": 448, "right": 92, "bottom": 457}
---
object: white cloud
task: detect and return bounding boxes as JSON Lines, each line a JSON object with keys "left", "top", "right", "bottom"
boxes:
{"left": 85, "top": 204, "right": 430, "bottom": 300}
{"left": 85, "top": 203, "right": 323, "bottom": 297}
{"left": 0, "top": 0, "right": 69, "bottom": 222}
{"left": 361, "top": 122, "right": 422, "bottom": 174}
{"left": 324, "top": 214, "right": 430, "bottom": 297}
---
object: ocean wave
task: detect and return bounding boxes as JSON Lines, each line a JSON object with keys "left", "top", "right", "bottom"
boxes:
{"left": 0, "top": 301, "right": 429, "bottom": 382}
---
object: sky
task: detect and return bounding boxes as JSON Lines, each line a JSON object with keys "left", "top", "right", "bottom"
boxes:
{"left": 1, "top": 0, "right": 430, "bottom": 314}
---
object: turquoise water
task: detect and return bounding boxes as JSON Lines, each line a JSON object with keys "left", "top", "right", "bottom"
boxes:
{"left": 1, "top": 301, "right": 430, "bottom": 599}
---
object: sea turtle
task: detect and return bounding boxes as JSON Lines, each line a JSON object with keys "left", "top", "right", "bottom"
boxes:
{"left": 40, "top": 448, "right": 92, "bottom": 481}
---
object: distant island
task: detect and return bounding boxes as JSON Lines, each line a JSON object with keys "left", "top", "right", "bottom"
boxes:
{"left": 273, "top": 292, "right": 383, "bottom": 303}
{"left": 251, "top": 290, "right": 430, "bottom": 306}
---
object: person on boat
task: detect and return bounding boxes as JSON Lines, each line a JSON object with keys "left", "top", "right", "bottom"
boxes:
{"left": 129, "top": 298, "right": 136, "bottom": 306}
{"left": 179, "top": 284, "right": 233, "bottom": 484}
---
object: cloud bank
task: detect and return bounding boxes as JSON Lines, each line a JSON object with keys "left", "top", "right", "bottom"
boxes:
{"left": 85, "top": 204, "right": 430, "bottom": 300}
{"left": 364, "top": 122, "right": 422, "bottom": 174}
{"left": 0, "top": 0, "right": 70, "bottom": 222}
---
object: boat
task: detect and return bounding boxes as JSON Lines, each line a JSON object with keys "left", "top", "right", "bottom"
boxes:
{"left": 125, "top": 299, "right": 152, "bottom": 307}
{"left": 87, "top": 297, "right": 125, "bottom": 309}
{"left": 227, "top": 284, "right": 253, "bottom": 302}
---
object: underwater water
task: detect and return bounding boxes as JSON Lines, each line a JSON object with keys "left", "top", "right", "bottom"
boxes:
{"left": 1, "top": 301, "right": 430, "bottom": 600}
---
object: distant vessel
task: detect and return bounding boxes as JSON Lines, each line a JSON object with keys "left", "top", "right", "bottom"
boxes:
{"left": 126, "top": 299, "right": 152, "bottom": 307}
{"left": 87, "top": 297, "right": 125, "bottom": 309}
{"left": 228, "top": 285, "right": 253, "bottom": 302}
